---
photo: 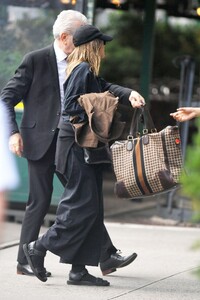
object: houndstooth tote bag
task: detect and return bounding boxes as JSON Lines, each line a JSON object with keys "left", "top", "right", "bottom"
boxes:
{"left": 110, "top": 106, "right": 183, "bottom": 199}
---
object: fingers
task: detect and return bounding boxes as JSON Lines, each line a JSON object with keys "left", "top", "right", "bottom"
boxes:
{"left": 129, "top": 91, "right": 145, "bottom": 108}
{"left": 9, "top": 133, "right": 23, "bottom": 157}
{"left": 176, "top": 107, "right": 190, "bottom": 112}
{"left": 170, "top": 112, "right": 177, "bottom": 118}
{"left": 170, "top": 111, "right": 190, "bottom": 122}
{"left": 170, "top": 112, "right": 182, "bottom": 121}
{"left": 9, "top": 142, "right": 23, "bottom": 156}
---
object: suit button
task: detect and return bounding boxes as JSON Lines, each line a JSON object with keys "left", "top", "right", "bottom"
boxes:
{"left": 57, "top": 112, "right": 60, "bottom": 116}
{"left": 52, "top": 129, "right": 55, "bottom": 132}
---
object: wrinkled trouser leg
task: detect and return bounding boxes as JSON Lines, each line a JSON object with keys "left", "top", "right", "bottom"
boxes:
{"left": 17, "top": 135, "right": 57, "bottom": 264}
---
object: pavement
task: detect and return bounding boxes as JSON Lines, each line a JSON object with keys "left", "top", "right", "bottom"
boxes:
{"left": 1, "top": 220, "right": 200, "bottom": 300}
{"left": 1, "top": 173, "right": 200, "bottom": 299}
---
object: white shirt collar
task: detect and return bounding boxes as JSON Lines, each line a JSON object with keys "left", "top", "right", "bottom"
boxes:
{"left": 53, "top": 41, "right": 67, "bottom": 62}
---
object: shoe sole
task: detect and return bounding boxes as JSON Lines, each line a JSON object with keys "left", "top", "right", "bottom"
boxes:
{"left": 102, "top": 268, "right": 116, "bottom": 276}
{"left": 23, "top": 244, "right": 47, "bottom": 283}
{"left": 67, "top": 280, "right": 110, "bottom": 286}
{"left": 17, "top": 269, "right": 51, "bottom": 277}
{"left": 17, "top": 270, "right": 34, "bottom": 276}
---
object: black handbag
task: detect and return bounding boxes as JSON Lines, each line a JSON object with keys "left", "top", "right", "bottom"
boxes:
{"left": 83, "top": 144, "right": 112, "bottom": 164}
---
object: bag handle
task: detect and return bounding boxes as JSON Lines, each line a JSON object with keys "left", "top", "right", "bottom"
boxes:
{"left": 128, "top": 105, "right": 156, "bottom": 138}
{"left": 142, "top": 105, "right": 157, "bottom": 134}
{"left": 128, "top": 107, "right": 142, "bottom": 137}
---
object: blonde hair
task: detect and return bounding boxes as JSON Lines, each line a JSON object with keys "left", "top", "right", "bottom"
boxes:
{"left": 66, "top": 39, "right": 104, "bottom": 77}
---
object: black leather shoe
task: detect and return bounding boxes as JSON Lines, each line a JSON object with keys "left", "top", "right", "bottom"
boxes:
{"left": 67, "top": 269, "right": 110, "bottom": 286}
{"left": 23, "top": 242, "right": 47, "bottom": 282}
{"left": 17, "top": 263, "right": 51, "bottom": 277}
{"left": 100, "top": 251, "right": 138, "bottom": 275}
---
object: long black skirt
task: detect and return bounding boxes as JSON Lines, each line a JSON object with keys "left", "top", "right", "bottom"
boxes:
{"left": 39, "top": 122, "right": 104, "bottom": 266}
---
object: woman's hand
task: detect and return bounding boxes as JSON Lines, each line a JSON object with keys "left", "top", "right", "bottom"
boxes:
{"left": 170, "top": 107, "right": 200, "bottom": 122}
{"left": 129, "top": 91, "right": 145, "bottom": 108}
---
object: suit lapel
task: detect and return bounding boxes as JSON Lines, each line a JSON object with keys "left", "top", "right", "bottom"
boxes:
{"left": 47, "top": 45, "right": 60, "bottom": 98}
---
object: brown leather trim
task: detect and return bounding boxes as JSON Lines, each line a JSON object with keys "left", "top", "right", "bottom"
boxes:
{"left": 135, "top": 140, "right": 151, "bottom": 194}
{"left": 115, "top": 181, "right": 132, "bottom": 198}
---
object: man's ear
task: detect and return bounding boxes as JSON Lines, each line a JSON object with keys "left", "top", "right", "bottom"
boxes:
{"left": 60, "top": 33, "right": 68, "bottom": 43}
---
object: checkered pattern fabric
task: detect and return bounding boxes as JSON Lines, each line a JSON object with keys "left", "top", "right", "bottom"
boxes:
{"left": 111, "top": 126, "right": 183, "bottom": 199}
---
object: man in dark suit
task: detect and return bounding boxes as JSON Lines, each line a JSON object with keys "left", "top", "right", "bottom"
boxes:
{"left": 1, "top": 10, "right": 144, "bottom": 277}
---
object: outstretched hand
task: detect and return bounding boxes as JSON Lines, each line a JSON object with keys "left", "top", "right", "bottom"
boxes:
{"left": 170, "top": 107, "right": 200, "bottom": 122}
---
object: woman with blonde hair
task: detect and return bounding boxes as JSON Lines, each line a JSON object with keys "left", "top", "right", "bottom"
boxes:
{"left": 23, "top": 25, "right": 144, "bottom": 287}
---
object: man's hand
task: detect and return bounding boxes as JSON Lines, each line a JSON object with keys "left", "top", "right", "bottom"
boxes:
{"left": 9, "top": 133, "right": 23, "bottom": 157}
{"left": 129, "top": 91, "right": 145, "bottom": 108}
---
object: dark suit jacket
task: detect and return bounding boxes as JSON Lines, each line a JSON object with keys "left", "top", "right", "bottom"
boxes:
{"left": 0, "top": 45, "right": 61, "bottom": 160}
{"left": 0, "top": 45, "right": 132, "bottom": 161}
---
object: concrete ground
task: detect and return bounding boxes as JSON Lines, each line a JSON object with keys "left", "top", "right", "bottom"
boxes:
{"left": 1, "top": 221, "right": 200, "bottom": 300}
{"left": 1, "top": 172, "right": 200, "bottom": 299}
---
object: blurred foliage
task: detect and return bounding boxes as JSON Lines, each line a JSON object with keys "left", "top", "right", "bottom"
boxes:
{"left": 180, "top": 118, "right": 200, "bottom": 284}
{"left": 153, "top": 21, "right": 200, "bottom": 79}
{"left": 1, "top": 8, "right": 200, "bottom": 91}
{"left": 180, "top": 118, "right": 200, "bottom": 222}
{"left": 0, "top": 6, "right": 200, "bottom": 101}
{"left": 100, "top": 11, "right": 200, "bottom": 88}
{"left": 0, "top": 8, "right": 56, "bottom": 89}
{"left": 100, "top": 11, "right": 144, "bottom": 86}
{"left": 101, "top": 40, "right": 141, "bottom": 85}
{"left": 191, "top": 240, "right": 200, "bottom": 279}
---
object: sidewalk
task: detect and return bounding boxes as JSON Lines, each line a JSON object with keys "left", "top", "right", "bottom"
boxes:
{"left": 1, "top": 221, "right": 200, "bottom": 300}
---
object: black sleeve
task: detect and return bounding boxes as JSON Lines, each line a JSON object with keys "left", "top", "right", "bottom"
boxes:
{"left": 98, "top": 77, "right": 132, "bottom": 106}
{"left": 0, "top": 54, "right": 33, "bottom": 134}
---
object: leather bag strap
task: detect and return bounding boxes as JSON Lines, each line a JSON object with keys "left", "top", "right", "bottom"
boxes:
{"left": 142, "top": 105, "right": 156, "bottom": 133}
{"left": 128, "top": 105, "right": 156, "bottom": 138}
